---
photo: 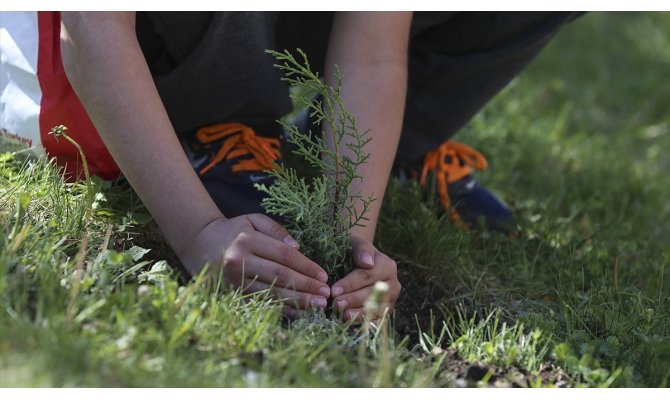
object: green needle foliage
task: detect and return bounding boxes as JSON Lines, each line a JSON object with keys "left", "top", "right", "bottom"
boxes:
{"left": 259, "top": 49, "right": 374, "bottom": 280}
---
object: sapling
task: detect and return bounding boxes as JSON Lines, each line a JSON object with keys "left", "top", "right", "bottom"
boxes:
{"left": 258, "top": 49, "right": 375, "bottom": 282}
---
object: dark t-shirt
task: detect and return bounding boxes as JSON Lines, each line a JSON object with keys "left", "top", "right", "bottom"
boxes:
{"left": 136, "top": 11, "right": 335, "bottom": 136}
{"left": 135, "top": 11, "right": 581, "bottom": 160}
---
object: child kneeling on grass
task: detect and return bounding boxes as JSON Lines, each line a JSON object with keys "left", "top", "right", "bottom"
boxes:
{"left": 10, "top": 11, "right": 578, "bottom": 321}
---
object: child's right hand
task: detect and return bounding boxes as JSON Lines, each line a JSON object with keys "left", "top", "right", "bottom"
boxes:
{"left": 179, "top": 213, "right": 331, "bottom": 318}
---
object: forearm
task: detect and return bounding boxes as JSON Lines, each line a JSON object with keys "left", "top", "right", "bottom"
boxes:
{"left": 60, "top": 12, "right": 223, "bottom": 257}
{"left": 325, "top": 12, "right": 411, "bottom": 242}
{"left": 327, "top": 64, "right": 407, "bottom": 242}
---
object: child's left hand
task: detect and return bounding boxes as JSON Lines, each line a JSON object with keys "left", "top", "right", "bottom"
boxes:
{"left": 330, "top": 235, "right": 401, "bottom": 323}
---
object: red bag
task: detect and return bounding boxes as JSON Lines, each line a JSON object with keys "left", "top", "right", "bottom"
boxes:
{"left": 1, "top": 11, "right": 120, "bottom": 181}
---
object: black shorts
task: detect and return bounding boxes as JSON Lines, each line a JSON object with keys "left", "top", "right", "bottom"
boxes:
{"left": 136, "top": 11, "right": 581, "bottom": 162}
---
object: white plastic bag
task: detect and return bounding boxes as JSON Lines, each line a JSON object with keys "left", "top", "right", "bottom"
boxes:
{"left": 1, "top": 11, "right": 119, "bottom": 180}
{"left": 0, "top": 11, "right": 44, "bottom": 156}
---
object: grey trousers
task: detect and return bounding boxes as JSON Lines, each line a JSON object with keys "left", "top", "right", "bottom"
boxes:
{"left": 136, "top": 11, "right": 581, "bottom": 163}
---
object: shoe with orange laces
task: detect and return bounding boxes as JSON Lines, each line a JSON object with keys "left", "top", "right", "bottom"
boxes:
{"left": 405, "top": 140, "right": 517, "bottom": 233}
{"left": 290, "top": 105, "right": 516, "bottom": 233}
{"left": 182, "top": 122, "right": 282, "bottom": 217}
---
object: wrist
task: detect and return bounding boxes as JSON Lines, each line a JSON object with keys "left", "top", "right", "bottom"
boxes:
{"left": 167, "top": 212, "right": 225, "bottom": 262}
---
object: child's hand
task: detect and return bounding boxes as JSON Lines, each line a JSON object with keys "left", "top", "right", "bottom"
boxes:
{"left": 330, "top": 235, "right": 401, "bottom": 323}
{"left": 180, "top": 214, "right": 331, "bottom": 318}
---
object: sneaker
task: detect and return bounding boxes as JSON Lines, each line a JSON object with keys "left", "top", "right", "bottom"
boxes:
{"left": 406, "top": 140, "right": 517, "bottom": 233}
{"left": 182, "top": 122, "right": 281, "bottom": 217}
{"left": 288, "top": 106, "right": 516, "bottom": 232}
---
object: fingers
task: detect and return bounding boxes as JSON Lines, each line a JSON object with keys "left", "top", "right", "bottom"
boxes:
{"left": 217, "top": 215, "right": 331, "bottom": 314}
{"left": 242, "top": 254, "right": 330, "bottom": 298}
{"left": 333, "top": 285, "right": 398, "bottom": 315}
{"left": 331, "top": 252, "right": 397, "bottom": 296}
{"left": 241, "top": 278, "right": 328, "bottom": 311}
{"left": 222, "top": 235, "right": 329, "bottom": 298}
{"left": 246, "top": 213, "right": 300, "bottom": 248}
{"left": 349, "top": 235, "right": 376, "bottom": 269}
{"left": 333, "top": 286, "right": 371, "bottom": 314}
{"left": 247, "top": 231, "right": 328, "bottom": 284}
{"left": 332, "top": 268, "right": 375, "bottom": 299}
{"left": 330, "top": 245, "right": 401, "bottom": 324}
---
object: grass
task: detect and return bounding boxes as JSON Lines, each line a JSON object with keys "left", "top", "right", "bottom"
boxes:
{"left": 1, "top": 12, "right": 669, "bottom": 388}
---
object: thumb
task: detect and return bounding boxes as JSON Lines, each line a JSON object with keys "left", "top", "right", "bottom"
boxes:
{"left": 246, "top": 213, "right": 300, "bottom": 248}
{"left": 350, "top": 235, "right": 376, "bottom": 269}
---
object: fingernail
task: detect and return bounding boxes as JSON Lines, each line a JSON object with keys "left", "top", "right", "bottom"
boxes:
{"left": 311, "top": 297, "right": 327, "bottom": 309}
{"left": 317, "top": 271, "right": 328, "bottom": 283}
{"left": 283, "top": 235, "right": 300, "bottom": 248}
{"left": 361, "top": 253, "right": 374, "bottom": 266}
{"left": 332, "top": 286, "right": 343, "bottom": 297}
{"left": 319, "top": 286, "right": 330, "bottom": 297}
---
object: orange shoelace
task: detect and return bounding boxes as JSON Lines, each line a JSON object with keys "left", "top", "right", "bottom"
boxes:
{"left": 195, "top": 123, "right": 281, "bottom": 176}
{"left": 419, "top": 140, "right": 488, "bottom": 227}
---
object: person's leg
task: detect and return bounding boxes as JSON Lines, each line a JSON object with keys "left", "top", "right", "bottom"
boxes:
{"left": 398, "top": 12, "right": 583, "bottom": 231}
{"left": 400, "top": 11, "right": 582, "bottom": 161}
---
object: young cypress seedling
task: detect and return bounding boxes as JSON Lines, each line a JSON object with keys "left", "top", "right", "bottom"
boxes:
{"left": 258, "top": 49, "right": 374, "bottom": 281}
